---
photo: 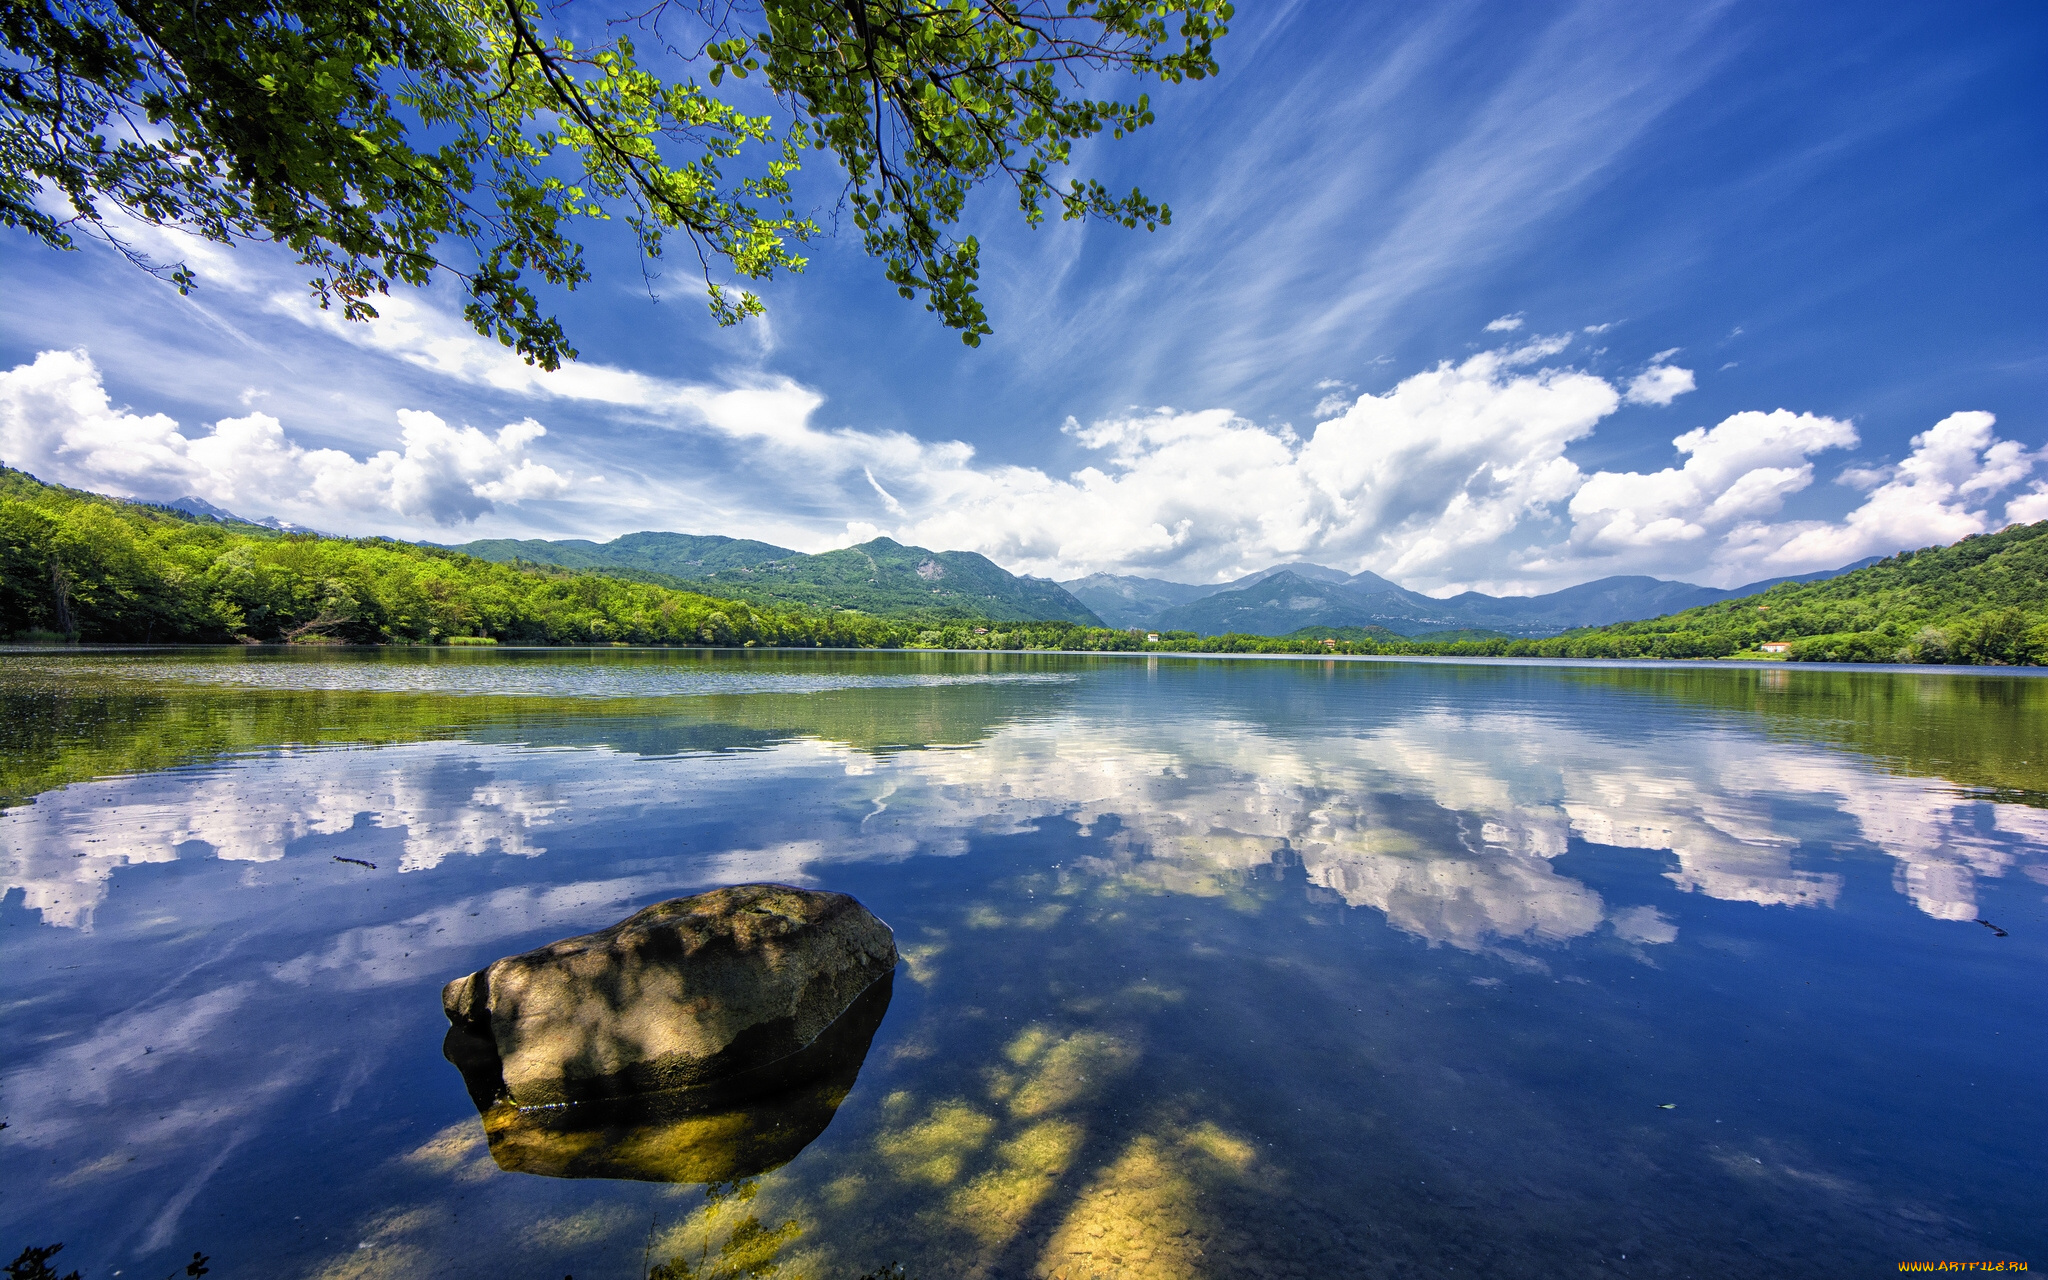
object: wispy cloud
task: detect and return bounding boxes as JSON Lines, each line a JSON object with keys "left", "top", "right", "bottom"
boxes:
{"left": 864, "top": 466, "right": 907, "bottom": 516}
{"left": 1020, "top": 0, "right": 1734, "bottom": 408}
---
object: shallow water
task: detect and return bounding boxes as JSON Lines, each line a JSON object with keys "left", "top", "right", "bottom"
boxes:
{"left": 3, "top": 647, "right": 2043, "bottom": 1279}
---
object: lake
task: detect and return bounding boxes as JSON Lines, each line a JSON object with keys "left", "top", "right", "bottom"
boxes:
{"left": 3, "top": 647, "right": 2042, "bottom": 1279}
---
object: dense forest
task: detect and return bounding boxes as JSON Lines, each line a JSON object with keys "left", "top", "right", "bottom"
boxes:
{"left": 1458, "top": 520, "right": 2048, "bottom": 665}
{"left": 3, "top": 468, "right": 2043, "bottom": 664}
{"left": 0, "top": 468, "right": 899, "bottom": 647}
{"left": 455, "top": 532, "right": 1105, "bottom": 625}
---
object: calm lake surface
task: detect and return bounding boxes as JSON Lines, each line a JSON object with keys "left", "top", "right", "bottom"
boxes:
{"left": 3, "top": 647, "right": 2043, "bottom": 1279}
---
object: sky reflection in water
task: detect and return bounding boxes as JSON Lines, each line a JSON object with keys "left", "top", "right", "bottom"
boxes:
{"left": 2, "top": 649, "right": 2043, "bottom": 1278}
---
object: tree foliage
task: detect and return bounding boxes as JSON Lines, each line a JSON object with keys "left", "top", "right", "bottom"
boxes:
{"left": 3, "top": 0, "right": 1230, "bottom": 365}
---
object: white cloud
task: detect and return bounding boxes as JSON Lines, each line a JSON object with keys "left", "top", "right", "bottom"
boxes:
{"left": 866, "top": 338, "right": 1618, "bottom": 585}
{"left": 2008, "top": 485, "right": 2048, "bottom": 525}
{"left": 9, "top": 331, "right": 2040, "bottom": 593}
{"left": 0, "top": 349, "right": 570, "bottom": 527}
{"left": 1485, "top": 313, "right": 1526, "bottom": 332}
{"left": 1728, "top": 411, "right": 2038, "bottom": 570}
{"left": 1622, "top": 362, "right": 1697, "bottom": 407}
{"left": 279, "top": 288, "right": 846, "bottom": 449}
{"left": 1568, "top": 410, "right": 1858, "bottom": 551}
{"left": 875, "top": 358, "right": 2037, "bottom": 590}
{"left": 1312, "top": 378, "right": 1358, "bottom": 419}
{"left": 1038, "top": 0, "right": 1736, "bottom": 399}
{"left": 864, "top": 466, "right": 907, "bottom": 516}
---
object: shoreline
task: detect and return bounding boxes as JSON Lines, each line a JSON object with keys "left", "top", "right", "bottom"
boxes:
{"left": 6, "top": 641, "right": 2045, "bottom": 677}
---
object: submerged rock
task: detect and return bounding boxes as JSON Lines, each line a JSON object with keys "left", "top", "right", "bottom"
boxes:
{"left": 441, "top": 883, "right": 896, "bottom": 1109}
{"left": 447, "top": 972, "right": 893, "bottom": 1182}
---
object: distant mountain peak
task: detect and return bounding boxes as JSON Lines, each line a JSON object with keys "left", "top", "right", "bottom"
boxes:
{"left": 166, "top": 495, "right": 243, "bottom": 521}
{"left": 452, "top": 529, "right": 1099, "bottom": 624}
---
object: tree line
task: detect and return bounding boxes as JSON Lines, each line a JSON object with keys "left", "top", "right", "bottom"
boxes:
{"left": 0, "top": 468, "right": 896, "bottom": 647}
{"left": 5, "top": 469, "right": 2042, "bottom": 664}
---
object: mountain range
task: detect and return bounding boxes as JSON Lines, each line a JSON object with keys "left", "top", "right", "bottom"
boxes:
{"left": 449, "top": 528, "right": 1878, "bottom": 638}
{"left": 451, "top": 532, "right": 1102, "bottom": 625}
{"left": 145, "top": 495, "right": 324, "bottom": 535}
{"left": 1067, "top": 561, "right": 1881, "bottom": 637}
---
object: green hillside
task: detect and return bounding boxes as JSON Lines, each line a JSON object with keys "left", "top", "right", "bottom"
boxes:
{"left": 1281, "top": 624, "right": 1513, "bottom": 644}
{"left": 7, "top": 463, "right": 2038, "bottom": 666}
{"left": 1279, "top": 624, "right": 1402, "bottom": 642}
{"left": 0, "top": 468, "right": 899, "bottom": 647}
{"left": 455, "top": 531, "right": 1102, "bottom": 624}
{"left": 1243, "top": 522, "right": 2043, "bottom": 663}
{"left": 453, "top": 531, "right": 796, "bottom": 576}
{"left": 681, "top": 537, "right": 1102, "bottom": 624}
{"left": 1540, "top": 521, "right": 2048, "bottom": 663}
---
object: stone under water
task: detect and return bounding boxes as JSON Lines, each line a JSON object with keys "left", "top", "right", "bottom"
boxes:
{"left": 441, "top": 883, "right": 898, "bottom": 1109}
{"left": 445, "top": 972, "right": 894, "bottom": 1182}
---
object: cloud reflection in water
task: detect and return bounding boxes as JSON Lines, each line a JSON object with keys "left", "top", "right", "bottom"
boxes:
{"left": 3, "top": 659, "right": 2043, "bottom": 1277}
{"left": 6, "top": 700, "right": 2043, "bottom": 940}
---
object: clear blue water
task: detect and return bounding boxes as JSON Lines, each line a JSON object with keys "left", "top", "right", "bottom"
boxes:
{"left": 2, "top": 648, "right": 2043, "bottom": 1278}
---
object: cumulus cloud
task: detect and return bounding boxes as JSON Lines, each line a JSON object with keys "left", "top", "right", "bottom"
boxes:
{"left": 877, "top": 352, "right": 2037, "bottom": 589}
{"left": 1569, "top": 410, "right": 1859, "bottom": 551}
{"left": 865, "top": 338, "right": 1618, "bottom": 585}
{"left": 258, "top": 283, "right": 2044, "bottom": 591}
{"left": 1560, "top": 409, "right": 2045, "bottom": 582}
{"left": 1726, "top": 411, "right": 2043, "bottom": 571}
{"left": 0, "top": 349, "right": 570, "bottom": 527}
{"left": 2008, "top": 484, "right": 2048, "bottom": 524}
{"left": 10, "top": 326, "right": 2041, "bottom": 593}
{"left": 1622, "top": 362, "right": 1697, "bottom": 407}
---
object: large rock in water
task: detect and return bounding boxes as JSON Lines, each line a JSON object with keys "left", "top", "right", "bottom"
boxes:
{"left": 455, "top": 973, "right": 894, "bottom": 1182}
{"left": 441, "top": 883, "right": 896, "bottom": 1108}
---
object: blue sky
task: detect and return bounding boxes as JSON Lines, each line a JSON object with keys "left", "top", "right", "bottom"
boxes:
{"left": 3, "top": 0, "right": 2043, "bottom": 593}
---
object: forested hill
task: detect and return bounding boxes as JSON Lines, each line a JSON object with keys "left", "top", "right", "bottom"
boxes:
{"left": 458, "top": 532, "right": 1114, "bottom": 626}
{"left": 1102, "top": 559, "right": 1880, "bottom": 638}
{"left": 454, "top": 531, "right": 796, "bottom": 576}
{"left": 684, "top": 539, "right": 1101, "bottom": 624}
{"left": 6, "top": 464, "right": 2040, "bottom": 664}
{"left": 0, "top": 468, "right": 902, "bottom": 646}
{"left": 1533, "top": 520, "right": 2048, "bottom": 663}
{"left": 456, "top": 532, "right": 1103, "bottom": 625}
